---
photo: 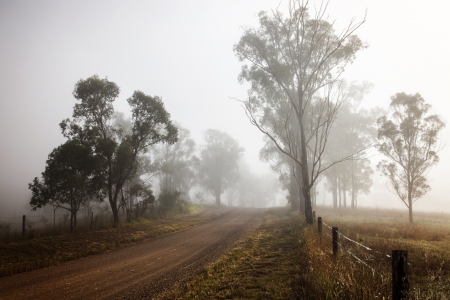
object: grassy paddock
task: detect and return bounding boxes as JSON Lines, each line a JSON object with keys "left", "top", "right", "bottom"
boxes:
{"left": 158, "top": 207, "right": 306, "bottom": 300}
{"left": 0, "top": 204, "right": 215, "bottom": 278}
{"left": 308, "top": 207, "right": 450, "bottom": 299}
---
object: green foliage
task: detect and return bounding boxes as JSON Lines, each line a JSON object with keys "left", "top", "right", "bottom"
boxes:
{"left": 377, "top": 93, "right": 445, "bottom": 223}
{"left": 57, "top": 75, "right": 178, "bottom": 227}
{"left": 157, "top": 190, "right": 186, "bottom": 216}
{"left": 29, "top": 139, "right": 103, "bottom": 232}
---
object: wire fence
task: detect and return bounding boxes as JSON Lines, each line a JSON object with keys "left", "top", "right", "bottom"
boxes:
{"left": 318, "top": 216, "right": 409, "bottom": 299}
{"left": 0, "top": 208, "right": 116, "bottom": 242}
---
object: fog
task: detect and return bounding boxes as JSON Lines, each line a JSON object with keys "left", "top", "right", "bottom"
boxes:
{"left": 1, "top": 0, "right": 450, "bottom": 218}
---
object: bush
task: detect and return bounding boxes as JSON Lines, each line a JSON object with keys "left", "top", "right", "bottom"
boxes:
{"left": 157, "top": 190, "right": 188, "bottom": 216}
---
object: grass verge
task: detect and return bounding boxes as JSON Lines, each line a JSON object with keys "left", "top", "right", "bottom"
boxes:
{"left": 305, "top": 207, "right": 450, "bottom": 299}
{"left": 158, "top": 208, "right": 306, "bottom": 300}
{"left": 0, "top": 206, "right": 220, "bottom": 278}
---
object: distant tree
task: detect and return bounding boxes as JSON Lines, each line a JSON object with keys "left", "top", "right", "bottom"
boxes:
{"left": 61, "top": 75, "right": 177, "bottom": 227}
{"left": 198, "top": 129, "right": 244, "bottom": 206}
{"left": 323, "top": 82, "right": 376, "bottom": 208}
{"left": 154, "top": 124, "right": 198, "bottom": 200}
{"left": 259, "top": 139, "right": 299, "bottom": 209}
{"left": 234, "top": 0, "right": 366, "bottom": 224}
{"left": 237, "top": 161, "right": 280, "bottom": 207}
{"left": 29, "top": 139, "right": 103, "bottom": 232}
{"left": 377, "top": 93, "right": 445, "bottom": 223}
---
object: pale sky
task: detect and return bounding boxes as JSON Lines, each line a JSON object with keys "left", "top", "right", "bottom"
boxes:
{"left": 1, "top": 0, "right": 450, "bottom": 215}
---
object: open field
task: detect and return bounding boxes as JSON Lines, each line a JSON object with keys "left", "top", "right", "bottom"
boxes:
{"left": 308, "top": 207, "right": 450, "bottom": 299}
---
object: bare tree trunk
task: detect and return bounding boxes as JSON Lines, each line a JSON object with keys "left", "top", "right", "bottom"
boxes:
{"left": 333, "top": 176, "right": 338, "bottom": 208}
{"left": 289, "top": 161, "right": 299, "bottom": 211}
{"left": 343, "top": 172, "right": 347, "bottom": 208}
{"left": 296, "top": 163, "right": 305, "bottom": 213}
{"left": 74, "top": 211, "right": 77, "bottom": 232}
{"left": 215, "top": 189, "right": 221, "bottom": 206}
{"left": 351, "top": 160, "right": 356, "bottom": 208}
{"left": 70, "top": 212, "right": 74, "bottom": 233}
{"left": 338, "top": 176, "right": 342, "bottom": 208}
{"left": 299, "top": 123, "right": 313, "bottom": 225}
{"left": 408, "top": 194, "right": 413, "bottom": 223}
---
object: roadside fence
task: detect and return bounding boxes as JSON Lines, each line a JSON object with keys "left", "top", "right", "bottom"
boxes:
{"left": 0, "top": 210, "right": 114, "bottom": 242}
{"left": 315, "top": 212, "right": 409, "bottom": 300}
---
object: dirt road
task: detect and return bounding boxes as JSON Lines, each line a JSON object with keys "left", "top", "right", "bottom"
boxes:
{"left": 0, "top": 208, "right": 263, "bottom": 300}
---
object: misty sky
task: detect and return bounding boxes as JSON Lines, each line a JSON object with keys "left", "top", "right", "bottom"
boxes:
{"left": 1, "top": 0, "right": 450, "bottom": 215}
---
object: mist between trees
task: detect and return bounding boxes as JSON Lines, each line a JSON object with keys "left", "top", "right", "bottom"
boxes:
{"left": 25, "top": 75, "right": 282, "bottom": 233}
{"left": 17, "top": 0, "right": 445, "bottom": 234}
{"left": 233, "top": 0, "right": 445, "bottom": 225}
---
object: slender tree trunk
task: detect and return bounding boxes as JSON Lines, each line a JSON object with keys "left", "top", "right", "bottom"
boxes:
{"left": 70, "top": 212, "right": 74, "bottom": 233}
{"left": 289, "top": 161, "right": 299, "bottom": 211}
{"left": 343, "top": 172, "right": 347, "bottom": 208}
{"left": 408, "top": 194, "right": 413, "bottom": 223}
{"left": 299, "top": 123, "right": 313, "bottom": 224}
{"left": 338, "top": 176, "right": 342, "bottom": 208}
{"left": 296, "top": 163, "right": 305, "bottom": 213}
{"left": 296, "top": 87, "right": 312, "bottom": 224}
{"left": 333, "top": 175, "right": 338, "bottom": 208}
{"left": 215, "top": 189, "right": 221, "bottom": 206}
{"left": 74, "top": 211, "right": 77, "bottom": 232}
{"left": 351, "top": 160, "right": 356, "bottom": 208}
{"left": 107, "top": 157, "right": 120, "bottom": 228}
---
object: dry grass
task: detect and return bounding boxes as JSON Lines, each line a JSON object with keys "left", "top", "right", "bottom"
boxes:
{"left": 307, "top": 207, "right": 450, "bottom": 299}
{"left": 157, "top": 207, "right": 305, "bottom": 300}
{"left": 0, "top": 205, "right": 216, "bottom": 278}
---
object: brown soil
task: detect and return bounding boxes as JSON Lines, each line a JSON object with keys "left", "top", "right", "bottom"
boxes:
{"left": 0, "top": 208, "right": 263, "bottom": 300}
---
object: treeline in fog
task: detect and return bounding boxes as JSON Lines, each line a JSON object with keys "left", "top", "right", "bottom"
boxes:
{"left": 28, "top": 76, "right": 280, "bottom": 232}
{"left": 234, "top": 0, "right": 445, "bottom": 225}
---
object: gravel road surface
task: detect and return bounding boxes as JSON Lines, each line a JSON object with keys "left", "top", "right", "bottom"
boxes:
{"left": 0, "top": 208, "right": 263, "bottom": 299}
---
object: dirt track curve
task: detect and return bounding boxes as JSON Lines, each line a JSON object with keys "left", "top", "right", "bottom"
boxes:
{"left": 0, "top": 208, "right": 263, "bottom": 300}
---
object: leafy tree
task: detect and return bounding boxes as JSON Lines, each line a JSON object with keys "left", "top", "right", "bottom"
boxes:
{"left": 198, "top": 129, "right": 244, "bottom": 206}
{"left": 377, "top": 93, "right": 444, "bottom": 223}
{"left": 153, "top": 124, "right": 198, "bottom": 200}
{"left": 234, "top": 0, "right": 366, "bottom": 224}
{"left": 29, "top": 139, "right": 103, "bottom": 232}
{"left": 61, "top": 75, "right": 177, "bottom": 227}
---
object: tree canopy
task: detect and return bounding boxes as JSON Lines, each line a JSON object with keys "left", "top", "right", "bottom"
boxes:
{"left": 57, "top": 75, "right": 177, "bottom": 227}
{"left": 234, "top": 0, "right": 366, "bottom": 224}
{"left": 29, "top": 139, "right": 103, "bottom": 232}
{"left": 198, "top": 129, "right": 244, "bottom": 206}
{"left": 377, "top": 92, "right": 445, "bottom": 223}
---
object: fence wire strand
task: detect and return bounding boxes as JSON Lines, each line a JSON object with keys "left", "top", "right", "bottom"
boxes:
{"left": 336, "top": 240, "right": 385, "bottom": 279}
{"left": 323, "top": 221, "right": 391, "bottom": 259}
{"left": 322, "top": 219, "right": 412, "bottom": 267}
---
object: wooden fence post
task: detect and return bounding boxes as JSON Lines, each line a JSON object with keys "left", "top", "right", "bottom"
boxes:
{"left": 332, "top": 227, "right": 338, "bottom": 256}
{"left": 313, "top": 211, "right": 316, "bottom": 223}
{"left": 392, "top": 250, "right": 408, "bottom": 300}
{"left": 22, "top": 215, "right": 26, "bottom": 239}
{"left": 318, "top": 217, "right": 322, "bottom": 234}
